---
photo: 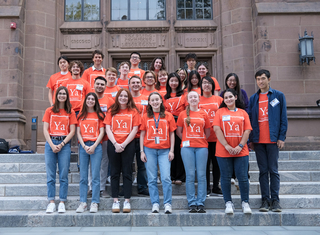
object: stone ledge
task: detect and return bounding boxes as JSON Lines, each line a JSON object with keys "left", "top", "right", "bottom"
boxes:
{"left": 174, "top": 20, "right": 217, "bottom": 32}
{"left": 60, "top": 21, "right": 103, "bottom": 34}
{"left": 287, "top": 106, "right": 320, "bottom": 119}
{"left": 106, "top": 21, "right": 170, "bottom": 33}
{"left": 0, "top": 6, "right": 22, "bottom": 18}
{"left": 255, "top": 2, "right": 320, "bottom": 14}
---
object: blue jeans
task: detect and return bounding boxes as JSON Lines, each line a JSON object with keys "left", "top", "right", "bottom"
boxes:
{"left": 181, "top": 147, "right": 208, "bottom": 207}
{"left": 134, "top": 138, "right": 148, "bottom": 191}
{"left": 217, "top": 156, "right": 249, "bottom": 203}
{"left": 254, "top": 143, "right": 280, "bottom": 201}
{"left": 45, "top": 139, "right": 71, "bottom": 201}
{"left": 79, "top": 141, "right": 102, "bottom": 203}
{"left": 144, "top": 147, "right": 172, "bottom": 205}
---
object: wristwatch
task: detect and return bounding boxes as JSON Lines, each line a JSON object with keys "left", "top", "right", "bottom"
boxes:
{"left": 238, "top": 144, "right": 244, "bottom": 148}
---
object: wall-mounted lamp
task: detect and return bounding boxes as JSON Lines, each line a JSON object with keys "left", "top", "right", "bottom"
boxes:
{"left": 299, "top": 30, "right": 315, "bottom": 65}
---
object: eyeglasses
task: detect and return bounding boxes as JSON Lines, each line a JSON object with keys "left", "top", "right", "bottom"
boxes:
{"left": 145, "top": 76, "right": 155, "bottom": 79}
{"left": 227, "top": 79, "right": 237, "bottom": 83}
{"left": 131, "top": 56, "right": 140, "bottom": 59}
{"left": 202, "top": 82, "right": 212, "bottom": 85}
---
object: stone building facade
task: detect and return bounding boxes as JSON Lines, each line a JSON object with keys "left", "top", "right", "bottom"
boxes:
{"left": 0, "top": 0, "right": 319, "bottom": 149}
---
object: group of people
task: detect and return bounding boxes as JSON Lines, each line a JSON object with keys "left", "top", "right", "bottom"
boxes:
{"left": 43, "top": 51, "right": 288, "bottom": 215}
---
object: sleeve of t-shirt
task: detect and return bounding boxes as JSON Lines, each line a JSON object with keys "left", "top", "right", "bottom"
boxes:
{"left": 98, "top": 119, "right": 104, "bottom": 129}
{"left": 103, "top": 111, "right": 112, "bottom": 125}
{"left": 132, "top": 110, "right": 141, "bottom": 127}
{"left": 84, "top": 81, "right": 91, "bottom": 96}
{"left": 140, "top": 114, "right": 146, "bottom": 131}
{"left": 70, "top": 110, "right": 78, "bottom": 125}
{"left": 212, "top": 109, "right": 222, "bottom": 127}
{"left": 82, "top": 69, "right": 89, "bottom": 83}
{"left": 243, "top": 111, "right": 253, "bottom": 131}
{"left": 46, "top": 75, "right": 54, "bottom": 89}
{"left": 212, "top": 77, "right": 221, "bottom": 91}
{"left": 176, "top": 112, "right": 184, "bottom": 127}
{"left": 42, "top": 108, "right": 51, "bottom": 123}
{"left": 168, "top": 113, "right": 177, "bottom": 132}
{"left": 204, "top": 112, "right": 211, "bottom": 129}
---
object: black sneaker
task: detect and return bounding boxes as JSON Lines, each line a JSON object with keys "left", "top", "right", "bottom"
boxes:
{"left": 197, "top": 205, "right": 206, "bottom": 213}
{"left": 212, "top": 187, "right": 223, "bottom": 196}
{"left": 189, "top": 205, "right": 197, "bottom": 213}
{"left": 271, "top": 200, "right": 282, "bottom": 212}
{"left": 206, "top": 189, "right": 211, "bottom": 197}
{"left": 259, "top": 199, "right": 270, "bottom": 212}
{"left": 138, "top": 189, "right": 149, "bottom": 196}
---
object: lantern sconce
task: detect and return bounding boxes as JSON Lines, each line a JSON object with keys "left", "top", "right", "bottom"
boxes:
{"left": 299, "top": 30, "right": 315, "bottom": 65}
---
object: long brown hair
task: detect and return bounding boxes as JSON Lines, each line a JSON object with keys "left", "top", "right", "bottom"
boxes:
{"left": 155, "top": 69, "right": 168, "bottom": 90}
{"left": 51, "top": 86, "right": 72, "bottom": 114}
{"left": 109, "top": 88, "right": 140, "bottom": 116}
{"left": 147, "top": 92, "right": 166, "bottom": 118}
{"left": 77, "top": 92, "right": 105, "bottom": 121}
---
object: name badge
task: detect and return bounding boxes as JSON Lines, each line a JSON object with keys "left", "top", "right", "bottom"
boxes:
{"left": 155, "top": 136, "right": 160, "bottom": 144}
{"left": 134, "top": 71, "right": 140, "bottom": 74}
{"left": 76, "top": 84, "right": 83, "bottom": 91}
{"left": 141, "top": 100, "right": 148, "bottom": 105}
{"left": 270, "top": 98, "right": 280, "bottom": 107}
{"left": 101, "top": 106, "right": 108, "bottom": 112}
{"left": 182, "top": 140, "right": 190, "bottom": 147}
{"left": 222, "top": 115, "right": 231, "bottom": 121}
{"left": 111, "top": 92, "right": 117, "bottom": 97}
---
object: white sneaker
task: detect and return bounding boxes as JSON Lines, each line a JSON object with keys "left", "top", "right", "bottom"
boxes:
{"left": 90, "top": 202, "right": 98, "bottom": 213}
{"left": 231, "top": 178, "right": 236, "bottom": 184}
{"left": 133, "top": 177, "right": 137, "bottom": 184}
{"left": 46, "top": 202, "right": 56, "bottom": 213}
{"left": 157, "top": 177, "right": 161, "bottom": 184}
{"left": 76, "top": 202, "right": 87, "bottom": 213}
{"left": 107, "top": 176, "right": 111, "bottom": 183}
{"left": 112, "top": 201, "right": 120, "bottom": 213}
{"left": 242, "top": 201, "right": 252, "bottom": 214}
{"left": 152, "top": 203, "right": 160, "bottom": 213}
{"left": 58, "top": 202, "right": 66, "bottom": 213}
{"left": 225, "top": 201, "right": 234, "bottom": 214}
{"left": 164, "top": 203, "right": 172, "bottom": 214}
{"left": 123, "top": 201, "right": 131, "bottom": 213}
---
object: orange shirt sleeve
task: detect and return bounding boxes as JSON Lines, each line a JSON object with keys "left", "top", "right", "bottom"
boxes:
{"left": 103, "top": 111, "right": 112, "bottom": 126}
{"left": 140, "top": 114, "right": 147, "bottom": 131}
{"left": 42, "top": 108, "right": 51, "bottom": 123}
{"left": 176, "top": 111, "right": 185, "bottom": 127}
{"left": 212, "top": 77, "right": 221, "bottom": 91}
{"left": 70, "top": 110, "right": 78, "bottom": 125}
{"left": 167, "top": 112, "right": 177, "bottom": 132}
{"left": 132, "top": 109, "right": 141, "bottom": 127}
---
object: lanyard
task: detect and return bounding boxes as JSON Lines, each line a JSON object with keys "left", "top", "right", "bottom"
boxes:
{"left": 153, "top": 113, "right": 161, "bottom": 134}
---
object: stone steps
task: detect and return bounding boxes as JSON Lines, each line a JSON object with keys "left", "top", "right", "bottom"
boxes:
{"left": 1, "top": 209, "right": 319, "bottom": 227}
{"left": 0, "top": 195, "right": 319, "bottom": 211}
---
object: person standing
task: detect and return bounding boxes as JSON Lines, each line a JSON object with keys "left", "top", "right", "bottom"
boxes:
{"left": 128, "top": 52, "right": 145, "bottom": 86}
{"left": 82, "top": 50, "right": 106, "bottom": 91}
{"left": 185, "top": 53, "right": 197, "bottom": 74}
{"left": 140, "top": 92, "right": 176, "bottom": 214}
{"left": 116, "top": 61, "right": 130, "bottom": 89}
{"left": 197, "top": 63, "right": 220, "bottom": 96}
{"left": 149, "top": 57, "right": 166, "bottom": 77}
{"left": 248, "top": 69, "right": 288, "bottom": 212}
{"left": 141, "top": 70, "right": 157, "bottom": 97}
{"left": 104, "top": 67, "right": 120, "bottom": 101}
{"left": 43, "top": 86, "right": 77, "bottom": 213}
{"left": 46, "top": 56, "right": 71, "bottom": 106}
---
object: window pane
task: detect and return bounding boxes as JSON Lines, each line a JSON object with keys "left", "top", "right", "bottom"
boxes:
{"left": 186, "top": 0, "right": 193, "bottom": 8}
{"left": 177, "top": 9, "right": 185, "bottom": 19}
{"left": 195, "top": 0, "right": 203, "bottom": 8}
{"left": 65, "top": 0, "right": 82, "bottom": 21}
{"left": 204, "top": 8, "right": 211, "bottom": 19}
{"left": 130, "top": 0, "right": 147, "bottom": 20}
{"left": 83, "top": 0, "right": 100, "bottom": 20}
{"left": 112, "top": 0, "right": 128, "bottom": 20}
{"left": 204, "top": 0, "right": 210, "bottom": 7}
{"left": 196, "top": 9, "right": 203, "bottom": 19}
{"left": 177, "top": 0, "right": 184, "bottom": 8}
{"left": 186, "top": 9, "right": 193, "bottom": 19}
{"left": 149, "top": 0, "right": 165, "bottom": 20}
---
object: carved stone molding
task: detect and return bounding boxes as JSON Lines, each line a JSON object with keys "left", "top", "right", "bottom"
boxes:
{"left": 107, "top": 27, "right": 170, "bottom": 34}
{"left": 60, "top": 28, "right": 102, "bottom": 34}
{"left": 63, "top": 34, "right": 101, "bottom": 49}
{"left": 175, "top": 26, "right": 216, "bottom": 33}
{"left": 110, "top": 33, "right": 167, "bottom": 49}
{"left": 177, "top": 33, "right": 216, "bottom": 48}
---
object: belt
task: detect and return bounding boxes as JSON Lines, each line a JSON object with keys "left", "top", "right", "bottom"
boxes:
{"left": 51, "top": 136, "right": 66, "bottom": 141}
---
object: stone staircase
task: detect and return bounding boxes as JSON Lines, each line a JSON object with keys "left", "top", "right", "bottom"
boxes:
{"left": 0, "top": 151, "right": 319, "bottom": 227}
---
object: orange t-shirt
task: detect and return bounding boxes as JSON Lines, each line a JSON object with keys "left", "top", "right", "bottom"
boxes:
{"left": 210, "top": 76, "right": 221, "bottom": 91}
{"left": 183, "top": 87, "right": 201, "bottom": 108}
{"left": 104, "top": 108, "right": 141, "bottom": 144}
{"left": 46, "top": 71, "right": 72, "bottom": 103}
{"left": 117, "top": 78, "right": 130, "bottom": 90}
{"left": 98, "top": 95, "right": 115, "bottom": 142}
{"left": 132, "top": 94, "right": 148, "bottom": 139}
{"left": 82, "top": 67, "right": 106, "bottom": 91}
{"left": 42, "top": 108, "right": 77, "bottom": 136}
{"left": 104, "top": 85, "right": 120, "bottom": 101}
{"left": 141, "top": 88, "right": 158, "bottom": 97}
{"left": 61, "top": 78, "right": 91, "bottom": 112}
{"left": 77, "top": 112, "right": 104, "bottom": 142}
{"left": 164, "top": 92, "right": 186, "bottom": 117}
{"left": 177, "top": 109, "right": 211, "bottom": 148}
{"left": 212, "top": 107, "right": 252, "bottom": 157}
{"left": 157, "top": 86, "right": 167, "bottom": 98}
{"left": 199, "top": 95, "right": 223, "bottom": 142}
{"left": 128, "top": 68, "right": 146, "bottom": 86}
{"left": 258, "top": 93, "right": 274, "bottom": 144}
{"left": 140, "top": 111, "right": 177, "bottom": 149}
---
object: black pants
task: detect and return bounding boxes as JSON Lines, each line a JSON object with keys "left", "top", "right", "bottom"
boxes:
{"left": 170, "top": 130, "right": 185, "bottom": 181}
{"left": 207, "top": 142, "right": 220, "bottom": 190}
{"left": 134, "top": 138, "right": 148, "bottom": 191}
{"left": 107, "top": 140, "right": 135, "bottom": 199}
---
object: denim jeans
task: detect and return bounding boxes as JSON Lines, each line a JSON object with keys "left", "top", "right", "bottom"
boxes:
{"left": 79, "top": 141, "right": 102, "bottom": 204}
{"left": 254, "top": 143, "right": 280, "bottom": 201}
{"left": 88, "top": 140, "right": 109, "bottom": 191}
{"left": 181, "top": 147, "right": 208, "bottom": 207}
{"left": 144, "top": 146, "right": 172, "bottom": 205}
{"left": 45, "top": 139, "right": 71, "bottom": 201}
{"left": 217, "top": 156, "right": 249, "bottom": 203}
{"left": 134, "top": 138, "right": 148, "bottom": 191}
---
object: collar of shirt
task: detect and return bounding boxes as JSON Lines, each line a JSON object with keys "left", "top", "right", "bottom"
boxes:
{"left": 92, "top": 65, "right": 104, "bottom": 71}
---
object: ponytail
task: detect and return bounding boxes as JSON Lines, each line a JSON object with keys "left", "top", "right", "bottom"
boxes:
{"left": 186, "top": 104, "right": 191, "bottom": 126}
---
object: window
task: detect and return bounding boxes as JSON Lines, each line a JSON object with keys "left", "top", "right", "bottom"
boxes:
{"left": 65, "top": 0, "right": 100, "bottom": 21}
{"left": 111, "top": 0, "right": 166, "bottom": 21}
{"left": 177, "top": 0, "right": 212, "bottom": 20}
